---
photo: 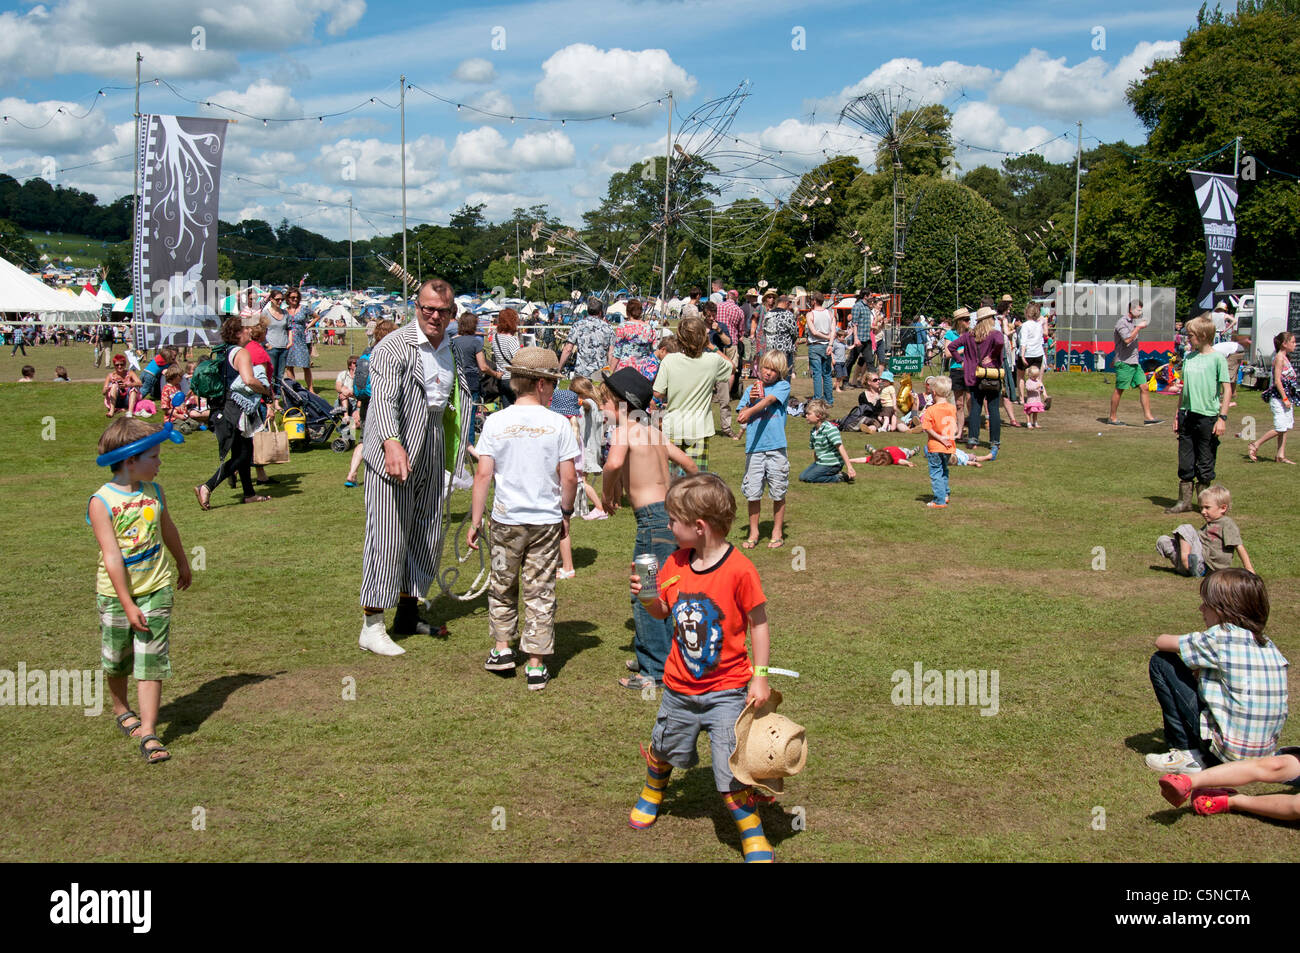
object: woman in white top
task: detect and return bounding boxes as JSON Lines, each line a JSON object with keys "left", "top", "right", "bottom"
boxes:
{"left": 1017, "top": 302, "right": 1047, "bottom": 403}
{"left": 805, "top": 292, "right": 837, "bottom": 406}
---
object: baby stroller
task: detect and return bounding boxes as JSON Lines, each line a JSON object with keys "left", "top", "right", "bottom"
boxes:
{"left": 278, "top": 377, "right": 355, "bottom": 452}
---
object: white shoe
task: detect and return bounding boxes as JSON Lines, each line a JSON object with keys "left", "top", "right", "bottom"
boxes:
{"left": 359, "top": 615, "right": 405, "bottom": 656}
{"left": 1144, "top": 749, "right": 1203, "bottom": 774}
{"left": 582, "top": 509, "right": 608, "bottom": 521}
{"left": 557, "top": 568, "right": 576, "bottom": 580}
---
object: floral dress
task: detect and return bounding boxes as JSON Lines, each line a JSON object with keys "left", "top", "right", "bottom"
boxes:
{"left": 613, "top": 320, "right": 659, "bottom": 380}
{"left": 285, "top": 306, "right": 311, "bottom": 368}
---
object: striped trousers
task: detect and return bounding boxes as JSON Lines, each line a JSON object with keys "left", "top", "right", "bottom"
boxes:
{"left": 360, "top": 409, "right": 448, "bottom": 608}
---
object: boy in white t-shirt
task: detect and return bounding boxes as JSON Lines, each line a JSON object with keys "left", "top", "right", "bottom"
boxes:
{"left": 468, "top": 347, "right": 579, "bottom": 690}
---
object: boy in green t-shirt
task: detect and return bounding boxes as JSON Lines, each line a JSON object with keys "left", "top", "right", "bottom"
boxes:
{"left": 1166, "top": 315, "right": 1229, "bottom": 514}
{"left": 87, "top": 417, "right": 192, "bottom": 764}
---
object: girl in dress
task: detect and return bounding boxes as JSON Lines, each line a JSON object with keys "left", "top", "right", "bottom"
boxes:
{"left": 1023, "top": 364, "right": 1048, "bottom": 428}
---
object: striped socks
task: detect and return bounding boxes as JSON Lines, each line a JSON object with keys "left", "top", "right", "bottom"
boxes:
{"left": 629, "top": 749, "right": 672, "bottom": 829}
{"left": 723, "top": 787, "right": 775, "bottom": 863}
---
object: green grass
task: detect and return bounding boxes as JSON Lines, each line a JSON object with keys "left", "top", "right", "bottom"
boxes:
{"left": 24, "top": 231, "right": 129, "bottom": 270}
{"left": 1, "top": 346, "right": 1298, "bottom": 861}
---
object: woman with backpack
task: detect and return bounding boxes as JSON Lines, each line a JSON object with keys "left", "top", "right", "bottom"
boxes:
{"left": 193, "top": 316, "right": 274, "bottom": 509}
{"left": 947, "top": 306, "right": 1005, "bottom": 456}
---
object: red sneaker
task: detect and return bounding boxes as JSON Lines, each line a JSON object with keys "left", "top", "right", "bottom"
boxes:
{"left": 1190, "top": 788, "right": 1237, "bottom": 816}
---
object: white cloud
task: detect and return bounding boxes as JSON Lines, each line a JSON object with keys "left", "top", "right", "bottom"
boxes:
{"left": 453, "top": 58, "right": 495, "bottom": 83}
{"left": 449, "top": 127, "right": 511, "bottom": 171}
{"left": 820, "top": 58, "right": 997, "bottom": 117}
{"left": 513, "top": 130, "right": 575, "bottom": 170}
{"left": 0, "top": 96, "right": 110, "bottom": 150}
{"left": 460, "top": 90, "right": 516, "bottom": 124}
{"left": 314, "top": 135, "right": 446, "bottom": 188}
{"left": 989, "top": 42, "right": 1180, "bottom": 119}
{"left": 450, "top": 127, "right": 575, "bottom": 172}
{"left": 0, "top": 0, "right": 367, "bottom": 79}
{"left": 534, "top": 44, "right": 694, "bottom": 124}
{"left": 950, "top": 101, "right": 1076, "bottom": 169}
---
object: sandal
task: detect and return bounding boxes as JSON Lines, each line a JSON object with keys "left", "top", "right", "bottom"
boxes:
{"left": 193, "top": 484, "right": 211, "bottom": 511}
{"left": 241, "top": 495, "right": 272, "bottom": 503}
{"left": 139, "top": 734, "right": 171, "bottom": 764}
{"left": 619, "top": 673, "right": 657, "bottom": 691}
{"left": 742, "top": 538, "right": 759, "bottom": 550}
{"left": 1246, "top": 442, "right": 1258, "bottom": 462}
{"left": 767, "top": 537, "right": 785, "bottom": 549}
{"left": 1277, "top": 457, "right": 1296, "bottom": 465}
{"left": 115, "top": 710, "right": 142, "bottom": 738}
{"left": 1158, "top": 772, "right": 1193, "bottom": 807}
{"left": 344, "top": 480, "right": 358, "bottom": 488}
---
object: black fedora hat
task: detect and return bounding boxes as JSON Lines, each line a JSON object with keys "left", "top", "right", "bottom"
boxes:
{"left": 602, "top": 366, "right": 653, "bottom": 411}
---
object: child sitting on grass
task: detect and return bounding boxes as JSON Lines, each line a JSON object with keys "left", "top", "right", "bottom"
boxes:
{"left": 1157, "top": 748, "right": 1300, "bottom": 819}
{"left": 877, "top": 371, "right": 898, "bottom": 431}
{"left": 800, "top": 399, "right": 856, "bottom": 483}
{"left": 848, "top": 445, "right": 921, "bottom": 467}
{"left": 1156, "top": 483, "right": 1253, "bottom": 578}
{"left": 628, "top": 472, "right": 776, "bottom": 862}
{"left": 88, "top": 417, "right": 192, "bottom": 764}
{"left": 1145, "top": 569, "right": 1287, "bottom": 775}
{"left": 736, "top": 350, "right": 791, "bottom": 549}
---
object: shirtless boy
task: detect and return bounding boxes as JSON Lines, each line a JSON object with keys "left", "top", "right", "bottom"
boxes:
{"left": 600, "top": 368, "right": 699, "bottom": 691}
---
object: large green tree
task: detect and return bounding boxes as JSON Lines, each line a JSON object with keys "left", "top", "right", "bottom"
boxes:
{"left": 1078, "top": 1, "right": 1300, "bottom": 305}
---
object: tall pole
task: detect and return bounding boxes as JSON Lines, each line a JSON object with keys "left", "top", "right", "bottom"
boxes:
{"left": 400, "top": 74, "right": 408, "bottom": 319}
{"left": 708, "top": 206, "right": 713, "bottom": 292}
{"left": 132, "top": 52, "right": 141, "bottom": 337}
{"left": 1234, "top": 135, "right": 1241, "bottom": 179}
{"left": 515, "top": 222, "right": 521, "bottom": 297}
{"left": 660, "top": 91, "right": 673, "bottom": 311}
{"left": 1070, "top": 119, "right": 1082, "bottom": 281}
{"left": 348, "top": 196, "right": 353, "bottom": 293}
{"left": 954, "top": 234, "right": 959, "bottom": 306}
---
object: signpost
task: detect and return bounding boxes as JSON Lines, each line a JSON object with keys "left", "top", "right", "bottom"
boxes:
{"left": 889, "top": 355, "right": 924, "bottom": 374}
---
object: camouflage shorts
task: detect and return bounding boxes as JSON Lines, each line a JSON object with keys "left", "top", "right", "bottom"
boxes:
{"left": 98, "top": 586, "right": 172, "bottom": 680}
{"left": 488, "top": 522, "right": 561, "bottom": 656}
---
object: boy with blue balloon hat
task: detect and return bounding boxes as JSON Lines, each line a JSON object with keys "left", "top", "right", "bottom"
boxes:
{"left": 87, "top": 417, "right": 192, "bottom": 764}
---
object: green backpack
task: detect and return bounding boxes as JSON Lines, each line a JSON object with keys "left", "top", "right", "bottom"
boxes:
{"left": 191, "top": 343, "right": 232, "bottom": 404}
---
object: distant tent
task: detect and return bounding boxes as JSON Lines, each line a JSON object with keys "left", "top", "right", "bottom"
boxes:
{"left": 0, "top": 255, "right": 101, "bottom": 319}
{"left": 96, "top": 282, "right": 115, "bottom": 304}
{"left": 38, "top": 254, "right": 49, "bottom": 262}
{"left": 114, "top": 295, "right": 133, "bottom": 314}
{"left": 62, "top": 256, "right": 73, "bottom": 263}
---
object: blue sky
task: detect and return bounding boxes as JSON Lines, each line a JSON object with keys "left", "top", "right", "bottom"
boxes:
{"left": 0, "top": 0, "right": 1201, "bottom": 240}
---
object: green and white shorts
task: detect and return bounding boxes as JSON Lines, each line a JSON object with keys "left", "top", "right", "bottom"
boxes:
{"left": 98, "top": 586, "right": 172, "bottom": 680}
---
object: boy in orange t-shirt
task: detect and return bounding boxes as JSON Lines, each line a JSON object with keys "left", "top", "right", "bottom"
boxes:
{"left": 627, "top": 473, "right": 775, "bottom": 862}
{"left": 920, "top": 375, "right": 958, "bottom": 508}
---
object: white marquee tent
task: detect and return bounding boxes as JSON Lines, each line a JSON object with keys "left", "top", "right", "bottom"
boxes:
{"left": 0, "top": 255, "right": 101, "bottom": 321}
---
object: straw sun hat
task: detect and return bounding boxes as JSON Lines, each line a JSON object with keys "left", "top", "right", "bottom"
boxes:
{"left": 507, "top": 346, "right": 563, "bottom": 381}
{"left": 728, "top": 689, "right": 807, "bottom": 796}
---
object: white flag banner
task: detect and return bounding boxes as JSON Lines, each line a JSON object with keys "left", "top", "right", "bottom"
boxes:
{"left": 133, "top": 115, "right": 229, "bottom": 350}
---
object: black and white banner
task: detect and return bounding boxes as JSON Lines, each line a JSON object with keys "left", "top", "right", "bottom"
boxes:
{"left": 133, "top": 115, "right": 228, "bottom": 350}
{"left": 1189, "top": 170, "right": 1237, "bottom": 312}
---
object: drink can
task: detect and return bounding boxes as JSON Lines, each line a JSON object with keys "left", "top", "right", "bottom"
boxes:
{"left": 634, "top": 554, "right": 659, "bottom": 604}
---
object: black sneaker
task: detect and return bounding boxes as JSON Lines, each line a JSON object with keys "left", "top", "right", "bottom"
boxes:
{"left": 485, "top": 648, "right": 517, "bottom": 673}
{"left": 526, "top": 665, "right": 550, "bottom": 691}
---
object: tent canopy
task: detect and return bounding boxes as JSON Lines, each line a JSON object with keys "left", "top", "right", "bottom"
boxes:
{"left": 0, "top": 255, "right": 101, "bottom": 318}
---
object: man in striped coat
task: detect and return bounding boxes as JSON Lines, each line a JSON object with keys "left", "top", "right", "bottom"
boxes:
{"left": 359, "top": 277, "right": 470, "bottom": 655}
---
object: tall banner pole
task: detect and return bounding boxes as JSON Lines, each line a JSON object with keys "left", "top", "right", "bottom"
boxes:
{"left": 660, "top": 91, "right": 673, "bottom": 310}
{"left": 132, "top": 52, "right": 141, "bottom": 343}
{"left": 400, "top": 74, "right": 408, "bottom": 320}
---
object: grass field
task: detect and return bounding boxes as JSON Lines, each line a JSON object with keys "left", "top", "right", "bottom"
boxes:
{"left": 23, "top": 232, "right": 129, "bottom": 271}
{"left": 1, "top": 344, "right": 1297, "bottom": 862}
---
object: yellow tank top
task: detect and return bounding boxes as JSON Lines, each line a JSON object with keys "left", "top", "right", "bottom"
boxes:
{"left": 88, "top": 481, "right": 172, "bottom": 597}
